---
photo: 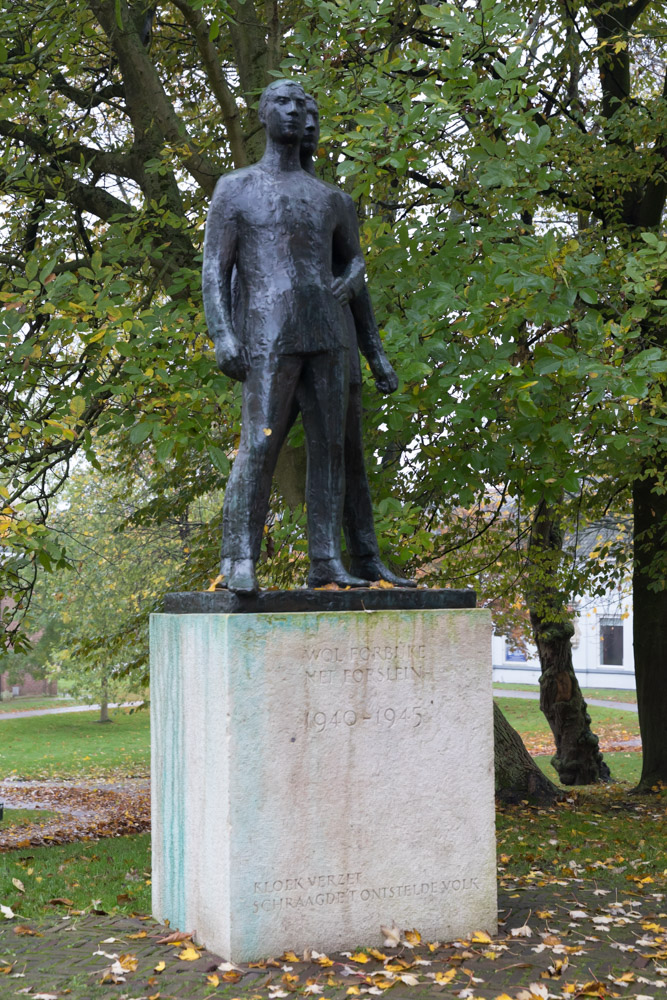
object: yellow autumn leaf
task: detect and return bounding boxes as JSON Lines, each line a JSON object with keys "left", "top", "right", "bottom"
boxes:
{"left": 223, "top": 971, "right": 242, "bottom": 982}
{"left": 208, "top": 573, "right": 223, "bottom": 591}
{"left": 282, "top": 951, "right": 300, "bottom": 962}
{"left": 351, "top": 952, "right": 370, "bottom": 963}
{"left": 404, "top": 929, "right": 421, "bottom": 946}
{"left": 263, "top": 427, "right": 272, "bottom": 436}
{"left": 346, "top": 988, "right": 361, "bottom": 996}
{"left": 373, "top": 978, "right": 395, "bottom": 989}
{"left": 315, "top": 954, "right": 333, "bottom": 967}
{"left": 471, "top": 930, "right": 492, "bottom": 944}
{"left": 118, "top": 953, "right": 138, "bottom": 972}
{"left": 154, "top": 960, "right": 166, "bottom": 972}
{"left": 128, "top": 931, "right": 147, "bottom": 939}
{"left": 369, "top": 949, "right": 387, "bottom": 962}
{"left": 434, "top": 969, "right": 456, "bottom": 984}
{"left": 482, "top": 950, "right": 499, "bottom": 960}
{"left": 493, "top": 994, "right": 514, "bottom": 1000}
{"left": 208, "top": 973, "right": 220, "bottom": 986}
{"left": 178, "top": 946, "right": 202, "bottom": 961}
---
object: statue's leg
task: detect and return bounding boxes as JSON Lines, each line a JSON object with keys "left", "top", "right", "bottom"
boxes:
{"left": 343, "top": 381, "right": 417, "bottom": 589}
{"left": 343, "top": 381, "right": 380, "bottom": 561}
{"left": 298, "top": 350, "right": 365, "bottom": 588}
{"left": 221, "top": 354, "right": 301, "bottom": 590}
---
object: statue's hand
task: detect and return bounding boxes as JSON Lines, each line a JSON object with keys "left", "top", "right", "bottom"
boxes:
{"left": 371, "top": 354, "right": 398, "bottom": 394}
{"left": 215, "top": 340, "right": 248, "bottom": 382}
{"left": 331, "top": 275, "right": 353, "bottom": 307}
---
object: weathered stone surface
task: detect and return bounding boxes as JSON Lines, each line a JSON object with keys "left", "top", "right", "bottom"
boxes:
{"left": 151, "top": 608, "right": 496, "bottom": 961}
{"left": 162, "top": 587, "right": 475, "bottom": 614}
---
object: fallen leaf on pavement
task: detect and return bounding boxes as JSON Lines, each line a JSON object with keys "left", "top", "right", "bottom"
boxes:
{"left": 178, "top": 946, "right": 202, "bottom": 961}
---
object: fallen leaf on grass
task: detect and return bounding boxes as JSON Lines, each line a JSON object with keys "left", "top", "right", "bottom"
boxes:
{"left": 12, "top": 878, "right": 24, "bottom": 893}
{"left": 1, "top": 904, "right": 15, "bottom": 919}
{"left": 14, "top": 924, "right": 41, "bottom": 936}
{"left": 118, "top": 953, "right": 138, "bottom": 972}
{"left": 207, "top": 973, "right": 221, "bottom": 986}
{"left": 154, "top": 961, "right": 166, "bottom": 973}
{"left": 0, "top": 964, "right": 14, "bottom": 975}
{"left": 47, "top": 897, "right": 73, "bottom": 907}
{"left": 351, "top": 952, "right": 371, "bottom": 963}
{"left": 127, "top": 930, "right": 147, "bottom": 939}
{"left": 511, "top": 925, "right": 533, "bottom": 938}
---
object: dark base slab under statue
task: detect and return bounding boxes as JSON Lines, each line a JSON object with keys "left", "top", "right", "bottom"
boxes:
{"left": 151, "top": 585, "right": 496, "bottom": 961}
{"left": 162, "top": 586, "right": 476, "bottom": 615}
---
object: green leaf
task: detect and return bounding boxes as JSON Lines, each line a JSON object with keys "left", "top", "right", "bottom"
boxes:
{"left": 207, "top": 443, "right": 229, "bottom": 475}
{"left": 129, "top": 422, "right": 153, "bottom": 444}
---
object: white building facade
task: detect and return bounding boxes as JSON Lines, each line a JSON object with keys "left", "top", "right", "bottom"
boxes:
{"left": 492, "top": 585, "right": 635, "bottom": 690}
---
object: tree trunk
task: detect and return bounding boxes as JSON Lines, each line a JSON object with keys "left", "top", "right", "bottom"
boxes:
{"left": 527, "top": 501, "right": 610, "bottom": 785}
{"left": 99, "top": 674, "right": 110, "bottom": 724}
{"left": 493, "top": 702, "right": 562, "bottom": 805}
{"left": 633, "top": 474, "right": 667, "bottom": 791}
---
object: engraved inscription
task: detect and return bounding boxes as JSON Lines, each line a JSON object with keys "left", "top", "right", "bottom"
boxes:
{"left": 305, "top": 644, "right": 426, "bottom": 664}
{"left": 252, "top": 875, "right": 480, "bottom": 913}
{"left": 305, "top": 706, "right": 423, "bottom": 732}
{"left": 306, "top": 664, "right": 433, "bottom": 684}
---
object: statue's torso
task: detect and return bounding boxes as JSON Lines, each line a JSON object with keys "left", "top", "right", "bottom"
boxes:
{"left": 231, "top": 167, "right": 348, "bottom": 357}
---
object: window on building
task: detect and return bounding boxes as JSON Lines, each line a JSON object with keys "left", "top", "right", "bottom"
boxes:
{"left": 600, "top": 617, "right": 623, "bottom": 665}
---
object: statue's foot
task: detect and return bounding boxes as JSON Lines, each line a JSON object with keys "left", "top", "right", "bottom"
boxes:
{"left": 222, "top": 559, "right": 258, "bottom": 595}
{"left": 349, "top": 556, "right": 417, "bottom": 588}
{"left": 308, "top": 558, "right": 367, "bottom": 589}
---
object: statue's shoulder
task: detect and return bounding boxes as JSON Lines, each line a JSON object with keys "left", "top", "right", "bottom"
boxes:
{"left": 212, "top": 164, "right": 262, "bottom": 199}
{"left": 307, "top": 174, "right": 356, "bottom": 211}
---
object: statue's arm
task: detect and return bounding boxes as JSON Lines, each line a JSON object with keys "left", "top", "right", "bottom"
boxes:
{"left": 350, "top": 284, "right": 398, "bottom": 394}
{"left": 202, "top": 178, "right": 248, "bottom": 382}
{"left": 338, "top": 196, "right": 398, "bottom": 395}
{"left": 331, "top": 194, "right": 366, "bottom": 307}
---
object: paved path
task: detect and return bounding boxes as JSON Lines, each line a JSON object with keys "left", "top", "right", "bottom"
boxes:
{"left": 0, "top": 701, "right": 143, "bottom": 720}
{"left": 494, "top": 688, "right": 638, "bottom": 712}
{"left": 0, "top": 880, "right": 663, "bottom": 1000}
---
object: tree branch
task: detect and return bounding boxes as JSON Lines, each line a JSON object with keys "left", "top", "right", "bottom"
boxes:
{"left": 169, "top": 0, "right": 248, "bottom": 168}
{"left": 88, "top": 0, "right": 221, "bottom": 195}
{"left": 0, "top": 119, "right": 141, "bottom": 180}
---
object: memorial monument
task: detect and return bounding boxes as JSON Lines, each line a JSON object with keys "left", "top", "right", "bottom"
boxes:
{"left": 151, "top": 79, "right": 497, "bottom": 962}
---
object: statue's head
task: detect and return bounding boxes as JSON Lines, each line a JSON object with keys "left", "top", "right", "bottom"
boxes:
{"left": 301, "top": 94, "right": 320, "bottom": 158}
{"left": 258, "top": 79, "right": 307, "bottom": 143}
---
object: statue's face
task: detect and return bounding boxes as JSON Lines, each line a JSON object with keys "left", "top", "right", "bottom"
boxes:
{"left": 262, "top": 82, "right": 307, "bottom": 143}
{"left": 301, "top": 99, "right": 320, "bottom": 157}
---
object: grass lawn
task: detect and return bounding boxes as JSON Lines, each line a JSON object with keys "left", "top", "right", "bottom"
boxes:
{"left": 0, "top": 707, "right": 150, "bottom": 779}
{"left": 1, "top": 808, "right": 60, "bottom": 827}
{"left": 535, "top": 750, "right": 642, "bottom": 785}
{"left": 496, "top": 694, "right": 640, "bottom": 743}
{"left": 0, "top": 833, "right": 151, "bottom": 919}
{"left": 493, "top": 681, "right": 637, "bottom": 703}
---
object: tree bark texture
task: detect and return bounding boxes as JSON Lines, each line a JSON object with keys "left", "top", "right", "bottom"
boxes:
{"left": 632, "top": 474, "right": 667, "bottom": 790}
{"left": 528, "top": 501, "right": 610, "bottom": 785}
{"left": 493, "top": 702, "right": 562, "bottom": 805}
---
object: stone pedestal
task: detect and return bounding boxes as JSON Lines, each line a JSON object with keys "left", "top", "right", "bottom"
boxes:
{"left": 151, "top": 595, "right": 496, "bottom": 961}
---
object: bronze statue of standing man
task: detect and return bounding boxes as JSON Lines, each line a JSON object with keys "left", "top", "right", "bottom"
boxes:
{"left": 203, "top": 79, "right": 414, "bottom": 593}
